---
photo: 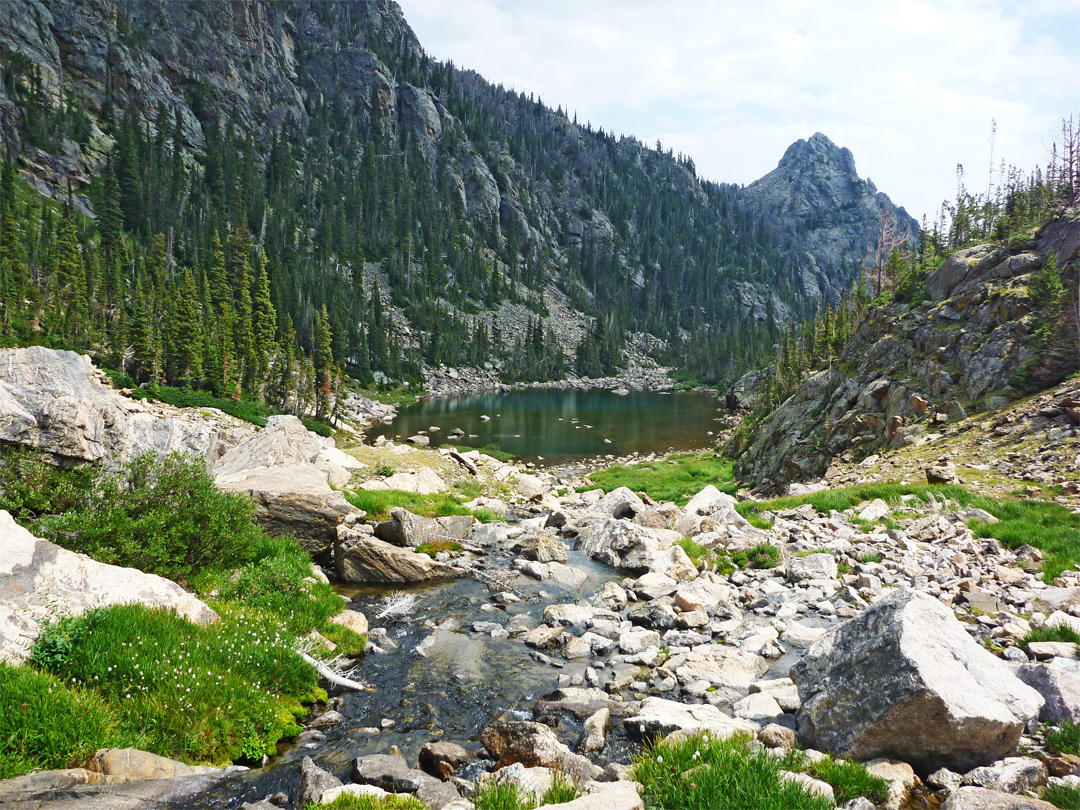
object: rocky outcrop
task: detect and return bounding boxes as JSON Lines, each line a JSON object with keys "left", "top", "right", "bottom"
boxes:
{"left": 373, "top": 508, "right": 474, "bottom": 548}
{"left": 0, "top": 346, "right": 250, "bottom": 466}
{"left": 792, "top": 589, "right": 1043, "bottom": 772}
{"left": 744, "top": 132, "right": 918, "bottom": 303}
{"left": 0, "top": 510, "right": 217, "bottom": 664}
{"left": 334, "top": 528, "right": 468, "bottom": 584}
{"left": 737, "top": 213, "right": 1080, "bottom": 491}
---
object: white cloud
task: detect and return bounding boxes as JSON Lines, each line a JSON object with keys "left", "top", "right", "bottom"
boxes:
{"left": 399, "top": 0, "right": 1080, "bottom": 221}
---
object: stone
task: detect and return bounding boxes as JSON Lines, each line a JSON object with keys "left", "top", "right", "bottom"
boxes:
{"left": 674, "top": 644, "right": 769, "bottom": 690}
{"left": 733, "top": 692, "right": 783, "bottom": 724}
{"left": 590, "top": 487, "right": 647, "bottom": 519}
{"left": 684, "top": 485, "right": 738, "bottom": 516}
{"left": 480, "top": 718, "right": 603, "bottom": 783}
{"left": 541, "top": 782, "right": 644, "bottom": 810}
{"left": 792, "top": 589, "right": 1044, "bottom": 772}
{"left": 419, "top": 741, "right": 470, "bottom": 780}
{"left": 1017, "top": 664, "right": 1080, "bottom": 723}
{"left": 334, "top": 531, "right": 468, "bottom": 583}
{"left": 759, "top": 723, "right": 797, "bottom": 749}
{"left": 778, "top": 770, "right": 835, "bottom": 803}
{"left": 1, "top": 510, "right": 218, "bottom": 665}
{"left": 941, "top": 787, "right": 1058, "bottom": 809}
{"left": 865, "top": 758, "right": 918, "bottom": 809}
{"left": 297, "top": 756, "right": 343, "bottom": 806}
{"left": 578, "top": 707, "right": 611, "bottom": 754}
{"left": 618, "top": 628, "right": 661, "bottom": 655}
{"left": 624, "top": 697, "right": 759, "bottom": 740}
{"left": 321, "top": 784, "right": 391, "bottom": 804}
{"left": 523, "top": 625, "right": 565, "bottom": 650}
{"left": 926, "top": 767, "right": 963, "bottom": 792}
{"left": 514, "top": 531, "right": 569, "bottom": 563}
{"left": 329, "top": 609, "right": 369, "bottom": 637}
{"left": 370, "top": 468, "right": 447, "bottom": 495}
{"left": 516, "top": 474, "right": 547, "bottom": 501}
{"left": 479, "top": 764, "right": 553, "bottom": 802}
{"left": 596, "top": 581, "right": 629, "bottom": 611}
{"left": 961, "top": 757, "right": 1048, "bottom": 794}
{"left": 374, "top": 508, "right": 473, "bottom": 548}
{"left": 353, "top": 753, "right": 437, "bottom": 793}
{"left": 575, "top": 519, "right": 684, "bottom": 574}
{"left": 857, "top": 499, "right": 891, "bottom": 522}
{"left": 85, "top": 748, "right": 218, "bottom": 781}
{"left": 788, "top": 553, "right": 838, "bottom": 582}
{"left": 0, "top": 767, "right": 228, "bottom": 808}
{"left": 926, "top": 461, "right": 958, "bottom": 484}
{"left": 416, "top": 778, "right": 463, "bottom": 809}
{"left": 633, "top": 572, "right": 679, "bottom": 600}
{"left": 1026, "top": 641, "right": 1077, "bottom": 660}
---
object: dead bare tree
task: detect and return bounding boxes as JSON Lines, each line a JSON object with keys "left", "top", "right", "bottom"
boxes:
{"left": 873, "top": 206, "right": 905, "bottom": 297}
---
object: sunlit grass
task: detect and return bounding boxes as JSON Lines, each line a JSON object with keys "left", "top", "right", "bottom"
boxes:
{"left": 590, "top": 452, "right": 737, "bottom": 506}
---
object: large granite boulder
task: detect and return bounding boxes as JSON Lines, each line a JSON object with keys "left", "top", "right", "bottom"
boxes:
{"left": 0, "top": 346, "right": 249, "bottom": 465}
{"left": 792, "top": 589, "right": 1043, "bottom": 772}
{"left": 623, "top": 696, "right": 759, "bottom": 740}
{"left": 574, "top": 519, "right": 685, "bottom": 575}
{"left": 0, "top": 510, "right": 217, "bottom": 665}
{"left": 374, "top": 508, "right": 474, "bottom": 548}
{"left": 334, "top": 529, "right": 468, "bottom": 584}
{"left": 213, "top": 415, "right": 361, "bottom": 555}
{"left": 480, "top": 718, "right": 602, "bottom": 783}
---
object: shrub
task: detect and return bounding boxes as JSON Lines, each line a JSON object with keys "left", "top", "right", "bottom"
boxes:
{"left": 541, "top": 771, "right": 581, "bottom": 804}
{"left": 301, "top": 417, "right": 333, "bottom": 437}
{"left": 732, "top": 543, "right": 781, "bottom": 569}
{"left": 857, "top": 552, "right": 883, "bottom": 564}
{"left": 0, "top": 662, "right": 115, "bottom": 778}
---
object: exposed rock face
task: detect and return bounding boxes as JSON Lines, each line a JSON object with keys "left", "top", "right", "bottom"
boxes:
{"left": 792, "top": 590, "right": 1043, "bottom": 772}
{"left": 744, "top": 132, "right": 918, "bottom": 303}
{"left": 0, "top": 510, "right": 217, "bottom": 665}
{"left": 737, "top": 214, "right": 1080, "bottom": 492}
{"left": 0, "top": 346, "right": 250, "bottom": 466}
{"left": 85, "top": 748, "right": 217, "bottom": 781}
{"left": 334, "top": 529, "right": 468, "bottom": 584}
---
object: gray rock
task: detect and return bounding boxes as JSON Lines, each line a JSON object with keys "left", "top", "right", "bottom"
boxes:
{"left": 926, "top": 767, "right": 963, "bottom": 792}
{"left": 624, "top": 696, "right": 759, "bottom": 740}
{"left": 374, "top": 508, "right": 473, "bottom": 548}
{"left": 514, "top": 531, "right": 569, "bottom": 563}
{"left": 1, "top": 510, "right": 217, "bottom": 665}
{"left": 926, "top": 461, "right": 958, "bottom": 485}
{"left": 961, "top": 757, "right": 1048, "bottom": 794}
{"left": 574, "top": 519, "right": 683, "bottom": 574}
{"left": 353, "top": 753, "right": 437, "bottom": 793}
{"left": 788, "top": 553, "right": 838, "bottom": 582}
{"left": 298, "top": 756, "right": 342, "bottom": 806}
{"left": 578, "top": 707, "right": 611, "bottom": 754}
{"left": 334, "top": 530, "right": 468, "bottom": 583}
{"left": 480, "top": 718, "right": 602, "bottom": 783}
{"left": 792, "top": 590, "right": 1044, "bottom": 772}
{"left": 589, "top": 487, "right": 646, "bottom": 519}
{"left": 1017, "top": 664, "right": 1080, "bottom": 723}
{"left": 941, "top": 786, "right": 1058, "bottom": 809}
{"left": 418, "top": 741, "right": 470, "bottom": 780}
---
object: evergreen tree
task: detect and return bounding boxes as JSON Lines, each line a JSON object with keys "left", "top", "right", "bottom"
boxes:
{"left": 171, "top": 268, "right": 203, "bottom": 384}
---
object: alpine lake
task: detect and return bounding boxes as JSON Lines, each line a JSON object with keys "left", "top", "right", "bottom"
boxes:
{"left": 365, "top": 388, "right": 724, "bottom": 465}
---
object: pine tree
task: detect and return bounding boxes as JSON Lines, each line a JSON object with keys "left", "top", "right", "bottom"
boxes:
{"left": 172, "top": 268, "right": 203, "bottom": 384}
{"left": 312, "top": 303, "right": 333, "bottom": 418}
{"left": 252, "top": 251, "right": 278, "bottom": 386}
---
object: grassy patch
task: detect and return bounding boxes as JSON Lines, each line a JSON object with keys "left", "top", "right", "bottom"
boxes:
{"left": 1045, "top": 783, "right": 1080, "bottom": 810}
{"left": 306, "top": 792, "right": 429, "bottom": 809}
{"left": 541, "top": 771, "right": 582, "bottom": 804}
{"left": 471, "top": 771, "right": 581, "bottom": 810}
{"left": 857, "top": 552, "right": 884, "bottom": 564}
{"left": 631, "top": 732, "right": 832, "bottom": 810}
{"left": 590, "top": 452, "right": 737, "bottom": 506}
{"left": 1046, "top": 722, "right": 1080, "bottom": 756}
{"left": 1019, "top": 625, "right": 1080, "bottom": 649}
{"left": 737, "top": 481, "right": 1080, "bottom": 582}
{"left": 732, "top": 543, "right": 781, "bottom": 570}
{"left": 30, "top": 604, "right": 320, "bottom": 765}
{"left": 301, "top": 417, "right": 334, "bottom": 437}
{"left": 677, "top": 537, "right": 712, "bottom": 568}
{"left": 798, "top": 754, "right": 890, "bottom": 805}
{"left": 0, "top": 662, "right": 114, "bottom": 779}
{"left": 475, "top": 443, "right": 518, "bottom": 462}
{"left": 415, "top": 540, "right": 463, "bottom": 558}
{"left": 344, "top": 487, "right": 499, "bottom": 524}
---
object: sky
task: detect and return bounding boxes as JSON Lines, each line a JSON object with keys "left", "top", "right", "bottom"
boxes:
{"left": 397, "top": 0, "right": 1080, "bottom": 223}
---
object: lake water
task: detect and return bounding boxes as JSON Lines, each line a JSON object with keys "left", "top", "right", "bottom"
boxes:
{"left": 365, "top": 389, "right": 722, "bottom": 464}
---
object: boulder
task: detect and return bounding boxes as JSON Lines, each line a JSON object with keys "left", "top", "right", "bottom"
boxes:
{"left": 941, "top": 787, "right": 1058, "bottom": 809}
{"left": 298, "top": 756, "right": 343, "bottom": 806}
{"left": 1017, "top": 664, "right": 1080, "bottom": 723}
{"left": 961, "top": 757, "right": 1048, "bottom": 794}
{"left": 514, "top": 531, "right": 569, "bottom": 563}
{"left": 575, "top": 519, "right": 682, "bottom": 574}
{"left": 788, "top": 553, "right": 838, "bottom": 582}
{"left": 624, "top": 697, "right": 759, "bottom": 740}
{"left": 684, "top": 485, "right": 737, "bottom": 516}
{"left": 516, "top": 474, "right": 547, "bottom": 501}
{"left": 792, "top": 590, "right": 1044, "bottom": 772}
{"left": 542, "top": 782, "right": 643, "bottom": 810}
{"left": 0, "top": 766, "right": 227, "bottom": 807}
{"left": 578, "top": 707, "right": 611, "bottom": 754}
{"left": 1, "top": 510, "right": 217, "bottom": 665}
{"left": 371, "top": 468, "right": 448, "bottom": 495}
{"left": 85, "top": 748, "right": 217, "bottom": 780}
{"left": 329, "top": 609, "right": 369, "bottom": 637}
{"left": 334, "top": 531, "right": 468, "bottom": 584}
{"left": 374, "top": 508, "right": 473, "bottom": 548}
{"left": 589, "top": 487, "right": 646, "bottom": 519}
{"left": 926, "top": 461, "right": 958, "bottom": 484}
{"left": 353, "top": 753, "right": 437, "bottom": 793}
{"left": 857, "top": 499, "right": 891, "bottom": 522}
{"left": 673, "top": 644, "right": 769, "bottom": 690}
{"left": 419, "top": 741, "right": 470, "bottom": 780}
{"left": 480, "top": 718, "right": 602, "bottom": 783}
{"left": 0, "top": 346, "right": 250, "bottom": 466}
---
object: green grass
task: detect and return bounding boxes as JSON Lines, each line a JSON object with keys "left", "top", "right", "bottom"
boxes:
{"left": 1019, "top": 625, "right": 1080, "bottom": 649}
{"left": 305, "top": 793, "right": 428, "bottom": 809}
{"left": 589, "top": 452, "right": 737, "bottom": 507}
{"left": 29, "top": 604, "right": 321, "bottom": 765}
{"left": 798, "top": 754, "right": 889, "bottom": 805}
{"left": 736, "top": 481, "right": 1080, "bottom": 582}
{"left": 301, "top": 417, "right": 334, "bottom": 437}
{"left": 857, "top": 552, "right": 883, "bottom": 564}
{"left": 344, "top": 488, "right": 498, "bottom": 524}
{"left": 732, "top": 543, "right": 781, "bottom": 570}
{"left": 0, "top": 663, "right": 114, "bottom": 779}
{"left": 677, "top": 537, "right": 711, "bottom": 568}
{"left": 475, "top": 443, "right": 518, "bottom": 462}
{"left": 1046, "top": 722, "right": 1080, "bottom": 756}
{"left": 415, "top": 540, "right": 464, "bottom": 558}
{"left": 471, "top": 771, "right": 581, "bottom": 810}
{"left": 1045, "top": 783, "right": 1080, "bottom": 810}
{"left": 631, "top": 733, "right": 832, "bottom": 810}
{"left": 542, "top": 771, "right": 582, "bottom": 804}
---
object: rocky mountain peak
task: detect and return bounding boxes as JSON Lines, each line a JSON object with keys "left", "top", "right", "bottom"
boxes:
{"left": 777, "top": 131, "right": 858, "bottom": 178}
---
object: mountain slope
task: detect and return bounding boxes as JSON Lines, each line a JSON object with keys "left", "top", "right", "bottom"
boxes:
{"left": 0, "top": 0, "right": 913, "bottom": 390}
